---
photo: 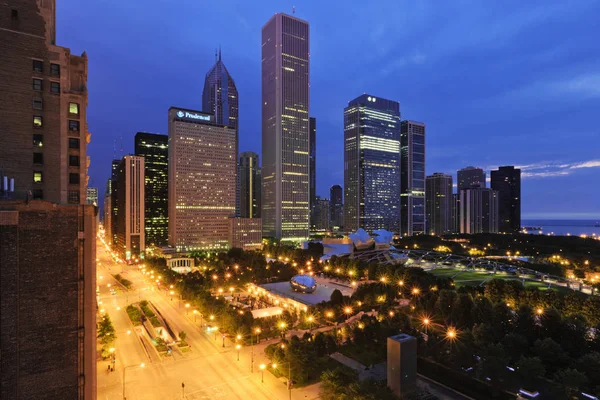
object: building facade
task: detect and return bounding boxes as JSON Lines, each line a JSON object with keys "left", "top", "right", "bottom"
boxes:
{"left": 239, "top": 151, "right": 261, "bottom": 218}
{"left": 0, "top": 0, "right": 90, "bottom": 205}
{"left": 400, "top": 120, "right": 426, "bottom": 236}
{"left": 309, "top": 116, "right": 316, "bottom": 225}
{"left": 344, "top": 94, "right": 401, "bottom": 233}
{"left": 261, "top": 13, "right": 310, "bottom": 241}
{"left": 110, "top": 159, "right": 120, "bottom": 246}
{"left": 168, "top": 107, "right": 236, "bottom": 251}
{"left": 491, "top": 166, "right": 521, "bottom": 233}
{"left": 135, "top": 132, "right": 168, "bottom": 246}
{"left": 457, "top": 166, "right": 486, "bottom": 190}
{"left": 0, "top": 2, "right": 96, "bottom": 397}
{"left": 86, "top": 187, "right": 98, "bottom": 205}
{"left": 115, "top": 156, "right": 145, "bottom": 260}
{"left": 329, "top": 184, "right": 343, "bottom": 230}
{"left": 311, "top": 196, "right": 330, "bottom": 232}
{"left": 425, "top": 173, "right": 453, "bottom": 235}
{"left": 228, "top": 217, "right": 263, "bottom": 250}
{"left": 0, "top": 201, "right": 97, "bottom": 399}
{"left": 459, "top": 188, "right": 499, "bottom": 234}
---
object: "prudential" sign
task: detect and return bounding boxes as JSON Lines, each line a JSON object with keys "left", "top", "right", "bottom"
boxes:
{"left": 176, "top": 110, "right": 211, "bottom": 122}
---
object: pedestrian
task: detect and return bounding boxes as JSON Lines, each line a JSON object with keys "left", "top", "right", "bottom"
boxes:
{"left": 107, "top": 364, "right": 110, "bottom": 372}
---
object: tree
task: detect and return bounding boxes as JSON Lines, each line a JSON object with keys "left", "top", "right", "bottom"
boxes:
{"left": 451, "top": 293, "right": 474, "bottom": 328}
{"left": 581, "top": 296, "right": 600, "bottom": 326}
{"left": 515, "top": 356, "right": 545, "bottom": 388}
{"left": 472, "top": 323, "right": 495, "bottom": 349}
{"left": 330, "top": 289, "right": 343, "bottom": 305}
{"left": 435, "top": 290, "right": 457, "bottom": 320}
{"left": 477, "top": 343, "right": 508, "bottom": 390}
{"left": 179, "top": 331, "right": 187, "bottom": 341}
{"left": 553, "top": 368, "right": 588, "bottom": 396}
{"left": 320, "top": 368, "right": 358, "bottom": 400}
{"left": 575, "top": 351, "right": 600, "bottom": 384}
{"left": 484, "top": 279, "right": 506, "bottom": 304}
{"left": 98, "top": 315, "right": 116, "bottom": 344}
{"left": 533, "top": 338, "right": 570, "bottom": 375}
{"left": 502, "top": 333, "right": 529, "bottom": 363}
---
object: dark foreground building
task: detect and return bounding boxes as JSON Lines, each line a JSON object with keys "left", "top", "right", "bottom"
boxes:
{"left": 491, "top": 166, "right": 521, "bottom": 233}
{"left": 135, "top": 132, "right": 168, "bottom": 246}
{"left": 0, "top": 200, "right": 97, "bottom": 399}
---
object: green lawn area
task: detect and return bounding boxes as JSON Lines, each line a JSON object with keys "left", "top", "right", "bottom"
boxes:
{"left": 428, "top": 268, "right": 576, "bottom": 295}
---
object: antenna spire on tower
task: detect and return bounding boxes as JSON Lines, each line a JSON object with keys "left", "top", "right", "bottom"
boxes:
{"left": 219, "top": 45, "right": 221, "bottom": 61}
{"left": 293, "top": 6, "right": 296, "bottom": 14}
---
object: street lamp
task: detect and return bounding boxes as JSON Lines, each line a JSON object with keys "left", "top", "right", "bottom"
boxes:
{"left": 185, "top": 303, "right": 190, "bottom": 314}
{"left": 236, "top": 344, "right": 241, "bottom": 361}
{"left": 251, "top": 327, "right": 262, "bottom": 372}
{"left": 260, "top": 363, "right": 266, "bottom": 383}
{"left": 122, "top": 363, "right": 145, "bottom": 399}
{"left": 307, "top": 316, "right": 314, "bottom": 331}
{"left": 272, "top": 362, "right": 292, "bottom": 400}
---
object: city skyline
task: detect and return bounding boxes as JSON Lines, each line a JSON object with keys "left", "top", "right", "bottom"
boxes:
{"left": 58, "top": 0, "right": 600, "bottom": 219}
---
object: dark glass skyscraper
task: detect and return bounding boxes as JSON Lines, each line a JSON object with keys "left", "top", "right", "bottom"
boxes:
{"left": 262, "top": 13, "right": 310, "bottom": 240}
{"left": 491, "top": 166, "right": 521, "bottom": 233}
{"left": 110, "top": 159, "right": 120, "bottom": 246}
{"left": 426, "top": 173, "right": 453, "bottom": 235}
{"left": 135, "top": 132, "right": 168, "bottom": 246}
{"left": 400, "top": 120, "right": 426, "bottom": 236}
{"left": 458, "top": 166, "right": 486, "bottom": 190}
{"left": 344, "top": 94, "right": 400, "bottom": 233}
{"left": 239, "top": 151, "right": 261, "bottom": 218}
{"left": 330, "top": 184, "right": 343, "bottom": 230}
{"left": 309, "top": 117, "right": 317, "bottom": 226}
{"left": 202, "top": 50, "right": 239, "bottom": 132}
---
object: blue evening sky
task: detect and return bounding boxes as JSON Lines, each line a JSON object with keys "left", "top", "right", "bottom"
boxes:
{"left": 58, "top": 0, "right": 600, "bottom": 219}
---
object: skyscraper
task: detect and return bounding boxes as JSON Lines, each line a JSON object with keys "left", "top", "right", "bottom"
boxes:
{"left": 86, "top": 187, "right": 98, "bottom": 205}
{"left": 344, "top": 94, "right": 401, "bottom": 233}
{"left": 1, "top": 1, "right": 96, "bottom": 397}
{"left": 262, "top": 13, "right": 310, "bottom": 241}
{"left": 491, "top": 166, "right": 521, "bottom": 233}
{"left": 400, "top": 120, "right": 426, "bottom": 236}
{"left": 0, "top": 0, "right": 90, "bottom": 205}
{"left": 312, "top": 196, "right": 330, "bottom": 232}
{"left": 239, "top": 151, "right": 261, "bottom": 218}
{"left": 202, "top": 49, "right": 239, "bottom": 131}
{"left": 330, "top": 184, "right": 343, "bottom": 230}
{"left": 202, "top": 51, "right": 239, "bottom": 216}
{"left": 309, "top": 117, "right": 317, "bottom": 226}
{"left": 459, "top": 187, "right": 499, "bottom": 234}
{"left": 115, "top": 156, "right": 145, "bottom": 260}
{"left": 135, "top": 132, "right": 169, "bottom": 246}
{"left": 168, "top": 107, "right": 236, "bottom": 251}
{"left": 110, "top": 159, "right": 120, "bottom": 246}
{"left": 425, "top": 173, "right": 453, "bottom": 235}
{"left": 457, "top": 166, "right": 486, "bottom": 190}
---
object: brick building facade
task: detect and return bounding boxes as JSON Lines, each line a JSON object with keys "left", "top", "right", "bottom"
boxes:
{"left": 0, "top": 201, "right": 97, "bottom": 399}
{"left": 0, "top": 0, "right": 90, "bottom": 204}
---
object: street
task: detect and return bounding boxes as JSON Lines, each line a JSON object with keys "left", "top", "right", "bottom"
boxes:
{"left": 96, "top": 237, "right": 321, "bottom": 400}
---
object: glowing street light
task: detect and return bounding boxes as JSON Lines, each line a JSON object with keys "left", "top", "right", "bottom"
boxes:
{"left": 259, "top": 363, "right": 266, "bottom": 383}
{"left": 536, "top": 308, "right": 544, "bottom": 315}
{"left": 446, "top": 328, "right": 457, "bottom": 341}
{"left": 307, "top": 315, "right": 314, "bottom": 331}
{"left": 412, "top": 287, "right": 420, "bottom": 295}
{"left": 344, "top": 307, "right": 352, "bottom": 317}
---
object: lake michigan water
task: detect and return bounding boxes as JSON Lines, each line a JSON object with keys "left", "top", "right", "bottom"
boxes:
{"left": 521, "top": 219, "right": 600, "bottom": 237}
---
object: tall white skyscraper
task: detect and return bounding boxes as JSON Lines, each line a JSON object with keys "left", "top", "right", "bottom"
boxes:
{"left": 261, "top": 13, "right": 310, "bottom": 241}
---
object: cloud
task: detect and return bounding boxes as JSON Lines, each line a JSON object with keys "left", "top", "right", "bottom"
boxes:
{"left": 379, "top": 52, "right": 426, "bottom": 76}
{"left": 481, "top": 159, "right": 600, "bottom": 179}
{"left": 551, "top": 73, "right": 600, "bottom": 98}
